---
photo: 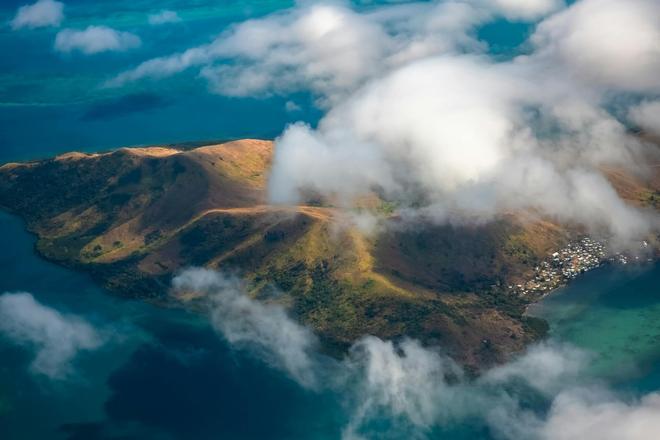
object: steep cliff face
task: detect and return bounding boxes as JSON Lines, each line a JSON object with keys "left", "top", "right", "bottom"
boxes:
{"left": 1, "top": 140, "right": 658, "bottom": 371}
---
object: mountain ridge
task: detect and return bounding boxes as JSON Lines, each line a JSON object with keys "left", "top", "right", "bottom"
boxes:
{"left": 1, "top": 139, "right": 658, "bottom": 371}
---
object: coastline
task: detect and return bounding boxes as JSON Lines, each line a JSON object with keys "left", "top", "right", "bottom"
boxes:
{"left": 1, "top": 141, "right": 658, "bottom": 372}
{"left": 0, "top": 205, "right": 541, "bottom": 367}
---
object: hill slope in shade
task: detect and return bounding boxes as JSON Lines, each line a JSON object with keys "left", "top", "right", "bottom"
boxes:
{"left": 1, "top": 140, "right": 658, "bottom": 371}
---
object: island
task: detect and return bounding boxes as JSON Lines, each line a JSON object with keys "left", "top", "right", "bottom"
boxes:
{"left": 1, "top": 139, "right": 658, "bottom": 372}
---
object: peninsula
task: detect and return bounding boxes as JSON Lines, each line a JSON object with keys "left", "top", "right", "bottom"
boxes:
{"left": 1, "top": 140, "right": 658, "bottom": 371}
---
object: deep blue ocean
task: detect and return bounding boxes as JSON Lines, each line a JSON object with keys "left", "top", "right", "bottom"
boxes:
{"left": 0, "top": 1, "right": 658, "bottom": 439}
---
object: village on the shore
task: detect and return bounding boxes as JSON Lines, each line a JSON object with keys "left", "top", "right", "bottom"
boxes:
{"left": 511, "top": 237, "right": 651, "bottom": 298}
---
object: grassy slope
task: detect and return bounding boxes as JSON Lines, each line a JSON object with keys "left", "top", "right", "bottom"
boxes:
{"left": 1, "top": 140, "right": 658, "bottom": 370}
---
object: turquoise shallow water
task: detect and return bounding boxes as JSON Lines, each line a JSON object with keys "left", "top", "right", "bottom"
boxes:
{"left": 528, "top": 263, "right": 660, "bottom": 386}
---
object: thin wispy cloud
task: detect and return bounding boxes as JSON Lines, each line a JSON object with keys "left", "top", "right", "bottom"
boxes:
{"left": 0, "top": 292, "right": 105, "bottom": 379}
{"left": 148, "top": 10, "right": 182, "bottom": 26}
{"left": 173, "top": 268, "right": 319, "bottom": 388}
{"left": 176, "top": 268, "right": 660, "bottom": 440}
{"left": 11, "top": 0, "right": 64, "bottom": 30}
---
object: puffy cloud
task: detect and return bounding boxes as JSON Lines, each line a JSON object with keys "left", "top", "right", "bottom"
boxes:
{"left": 542, "top": 390, "right": 660, "bottom": 440}
{"left": 108, "top": 0, "right": 660, "bottom": 100}
{"left": 55, "top": 26, "right": 141, "bottom": 55}
{"left": 0, "top": 292, "right": 104, "bottom": 379}
{"left": 10, "top": 0, "right": 64, "bottom": 30}
{"left": 268, "top": 56, "right": 527, "bottom": 198}
{"left": 531, "top": 0, "right": 660, "bottom": 93}
{"left": 489, "top": 0, "right": 564, "bottom": 20}
{"left": 148, "top": 10, "right": 182, "bottom": 26}
{"left": 109, "top": 0, "right": 569, "bottom": 93}
{"left": 172, "top": 268, "right": 319, "bottom": 388}
{"left": 268, "top": 55, "right": 653, "bottom": 243}
{"left": 111, "top": 3, "right": 390, "bottom": 96}
{"left": 629, "top": 100, "right": 660, "bottom": 136}
{"left": 108, "top": 2, "right": 493, "bottom": 95}
{"left": 108, "top": 0, "right": 659, "bottom": 244}
{"left": 106, "top": 0, "right": 660, "bottom": 244}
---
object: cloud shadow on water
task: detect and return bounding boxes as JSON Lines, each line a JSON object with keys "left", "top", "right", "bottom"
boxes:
{"left": 79, "top": 320, "right": 344, "bottom": 440}
{"left": 82, "top": 93, "right": 171, "bottom": 122}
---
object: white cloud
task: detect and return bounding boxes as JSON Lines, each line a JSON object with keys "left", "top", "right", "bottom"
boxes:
{"left": 173, "top": 270, "right": 660, "bottom": 440}
{"left": 343, "top": 337, "right": 463, "bottom": 438}
{"left": 108, "top": 0, "right": 660, "bottom": 99}
{"left": 531, "top": 0, "right": 660, "bottom": 93}
{"left": 342, "top": 338, "right": 660, "bottom": 440}
{"left": 629, "top": 101, "right": 660, "bottom": 136}
{"left": 542, "top": 390, "right": 660, "bottom": 440}
{"left": 148, "top": 10, "right": 182, "bottom": 26}
{"left": 55, "top": 26, "right": 141, "bottom": 55}
{"left": 108, "top": 0, "right": 567, "bottom": 92}
{"left": 173, "top": 268, "right": 319, "bottom": 388}
{"left": 108, "top": 2, "right": 492, "bottom": 95}
{"left": 10, "top": 0, "right": 64, "bottom": 30}
{"left": 107, "top": 0, "right": 660, "bottom": 244}
{"left": 0, "top": 292, "right": 104, "bottom": 379}
{"left": 106, "top": 45, "right": 212, "bottom": 87}
{"left": 113, "top": 3, "right": 391, "bottom": 96}
{"left": 489, "top": 0, "right": 564, "bottom": 20}
{"left": 483, "top": 342, "right": 587, "bottom": 395}
{"left": 268, "top": 55, "right": 653, "bottom": 243}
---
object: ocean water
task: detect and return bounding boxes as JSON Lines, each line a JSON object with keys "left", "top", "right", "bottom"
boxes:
{"left": 528, "top": 262, "right": 660, "bottom": 386}
{"left": 0, "top": 0, "right": 534, "bottom": 164}
{"left": 0, "top": 211, "right": 345, "bottom": 440}
{"left": 0, "top": 0, "right": 317, "bottom": 163}
{"left": 0, "top": 212, "right": 483, "bottom": 439}
{"left": 1, "top": 0, "right": 659, "bottom": 438}
{"left": 2, "top": 208, "right": 660, "bottom": 439}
